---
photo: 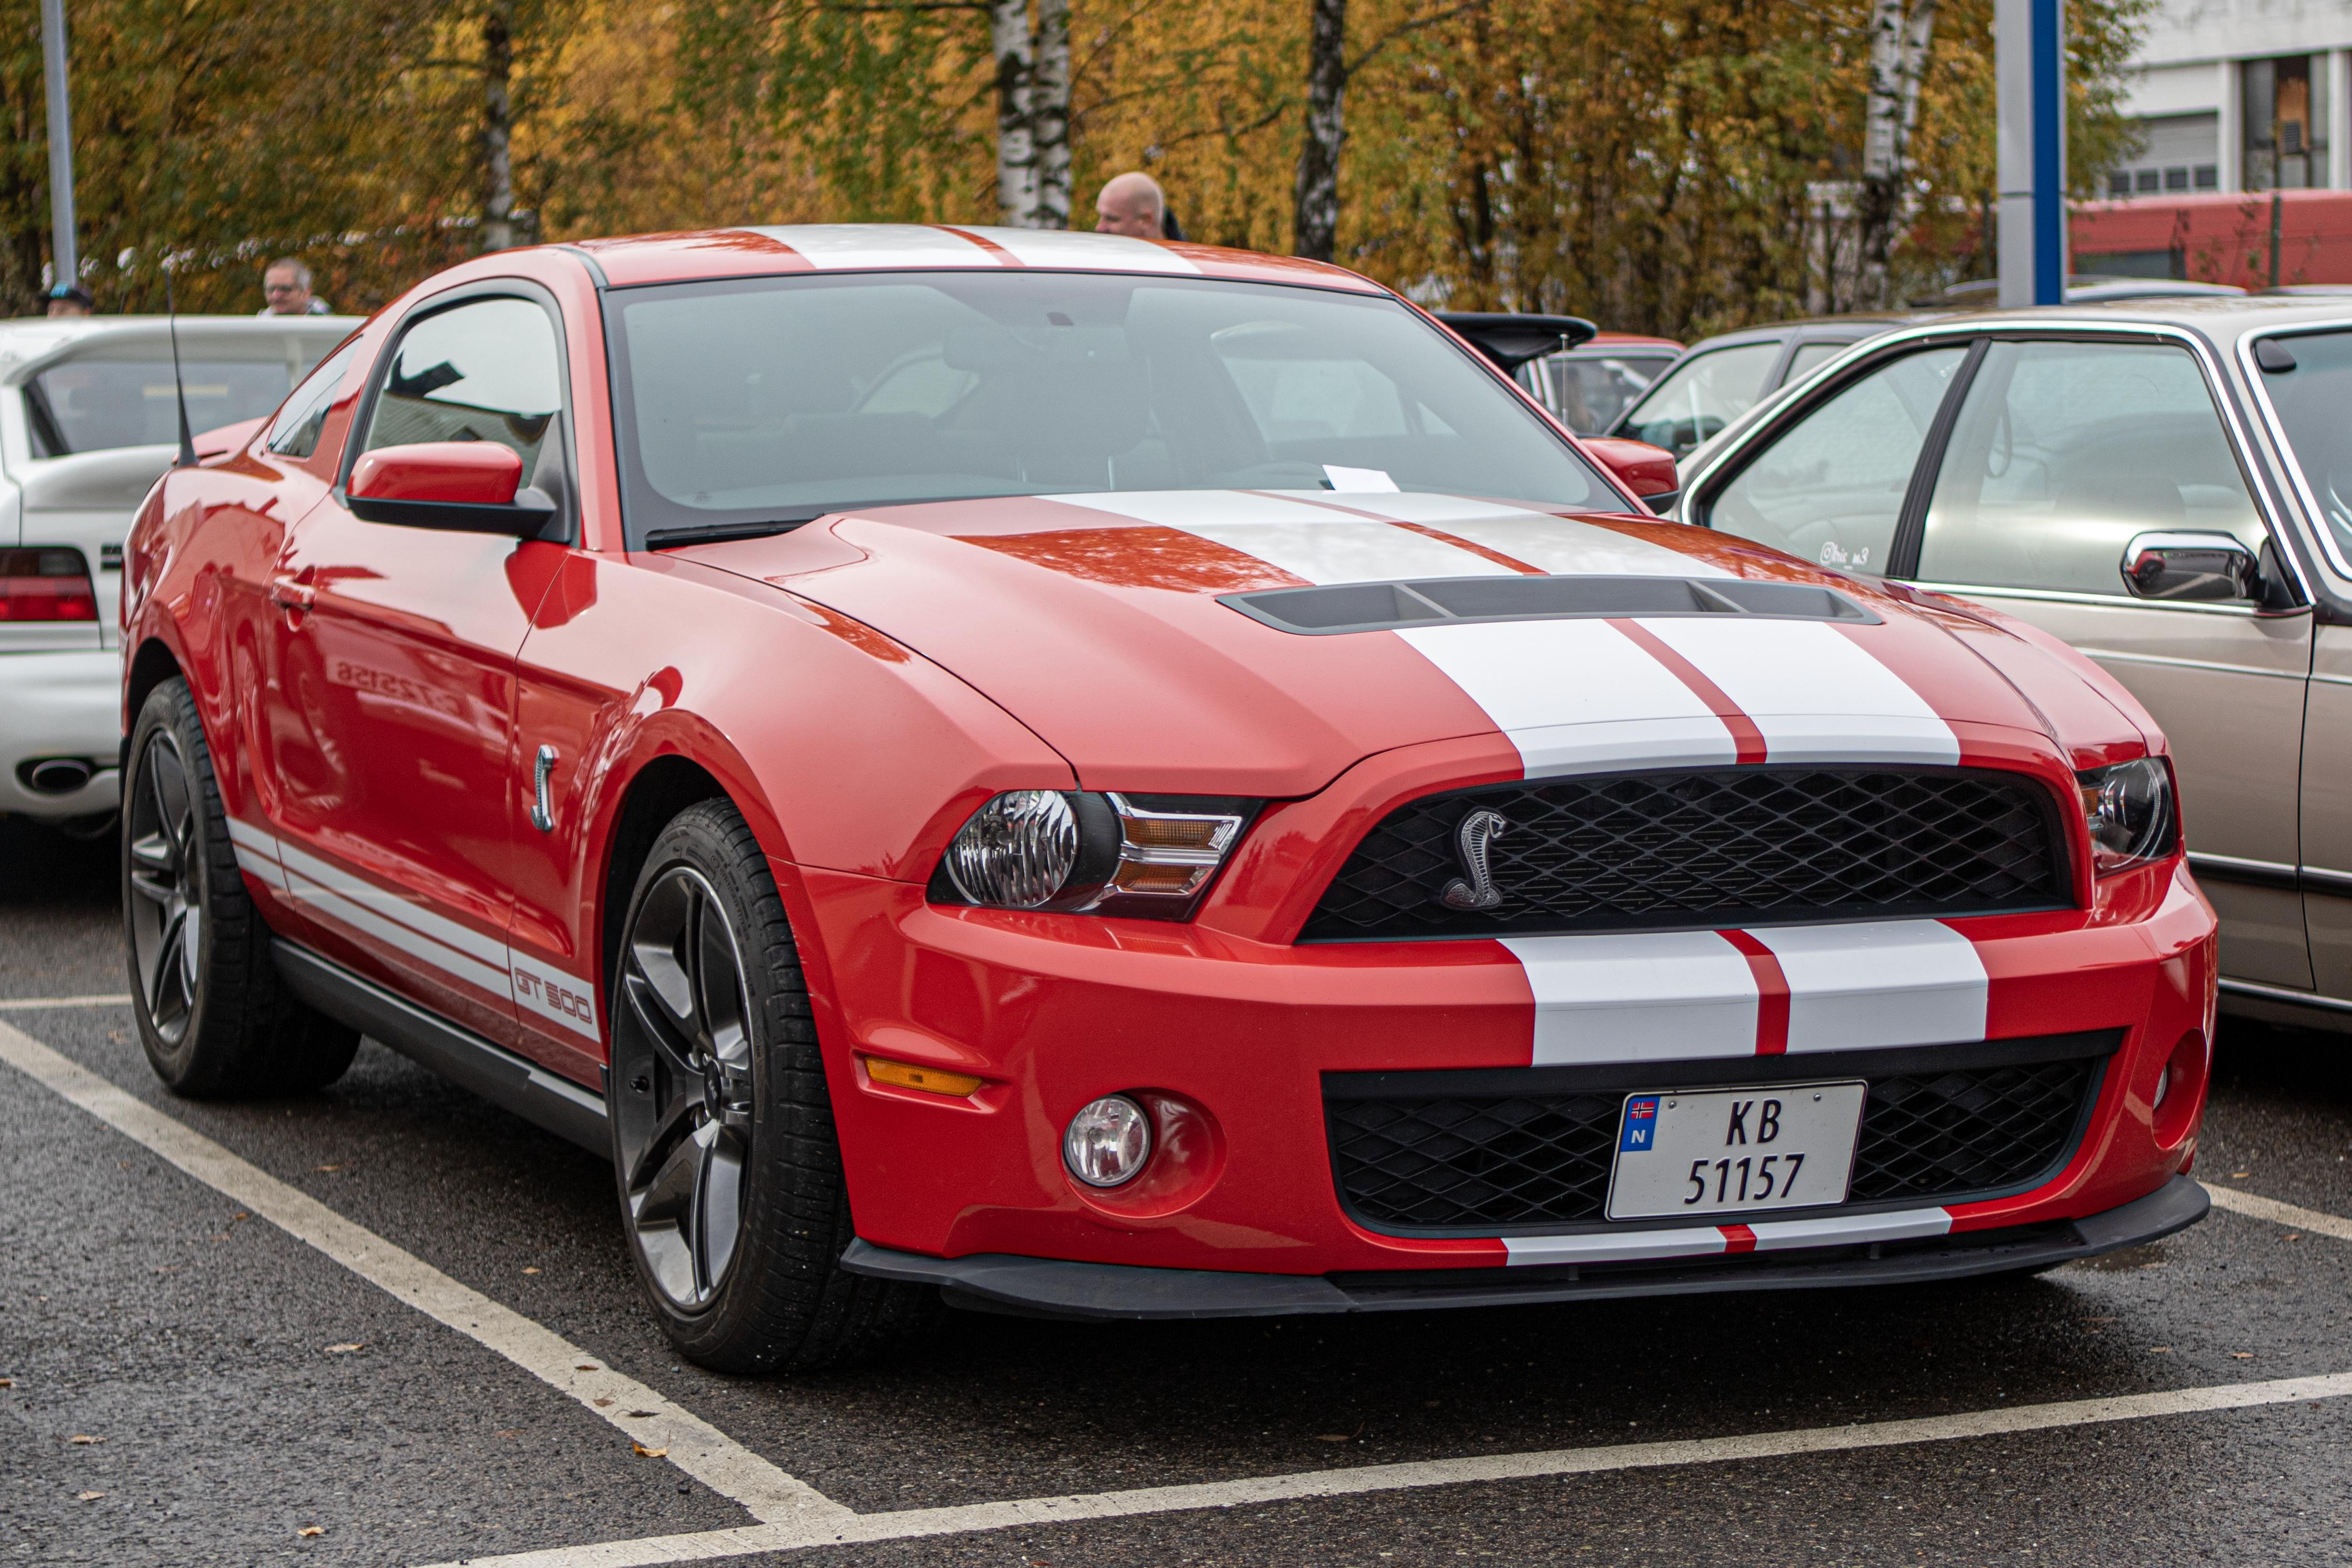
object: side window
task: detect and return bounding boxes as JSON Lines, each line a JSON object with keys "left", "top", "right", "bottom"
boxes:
{"left": 361, "top": 297, "right": 563, "bottom": 474}
{"left": 1917, "top": 341, "right": 2265, "bottom": 597}
{"left": 266, "top": 342, "right": 358, "bottom": 458}
{"left": 1783, "top": 340, "right": 1848, "bottom": 384}
{"left": 1620, "top": 342, "right": 1781, "bottom": 457}
{"left": 1706, "top": 347, "right": 1968, "bottom": 575}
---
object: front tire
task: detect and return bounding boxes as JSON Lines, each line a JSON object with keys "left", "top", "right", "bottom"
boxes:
{"left": 610, "top": 799, "right": 935, "bottom": 1372}
{"left": 124, "top": 677, "right": 359, "bottom": 1097}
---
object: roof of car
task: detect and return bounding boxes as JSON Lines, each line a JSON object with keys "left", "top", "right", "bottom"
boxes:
{"left": 0, "top": 313, "right": 360, "bottom": 382}
{"left": 1887, "top": 294, "right": 2352, "bottom": 342}
{"left": 566, "top": 224, "right": 1388, "bottom": 291}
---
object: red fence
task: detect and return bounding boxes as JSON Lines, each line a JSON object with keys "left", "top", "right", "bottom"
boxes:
{"left": 2072, "top": 189, "right": 2352, "bottom": 288}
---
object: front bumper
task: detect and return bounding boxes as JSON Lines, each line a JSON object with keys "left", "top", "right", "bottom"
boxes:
{"left": 0, "top": 649, "right": 123, "bottom": 817}
{"left": 843, "top": 1173, "right": 2210, "bottom": 1318}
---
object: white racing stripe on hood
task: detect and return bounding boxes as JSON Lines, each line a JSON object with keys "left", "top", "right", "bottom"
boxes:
{"left": 1748, "top": 921, "right": 1989, "bottom": 1051}
{"left": 1056, "top": 490, "right": 1514, "bottom": 584}
{"left": 741, "top": 224, "right": 998, "bottom": 269}
{"left": 1259, "top": 493, "right": 1729, "bottom": 579}
{"left": 1501, "top": 931, "right": 1760, "bottom": 1065}
{"left": 1631, "top": 617, "right": 1959, "bottom": 765}
{"left": 1399, "top": 619, "right": 1738, "bottom": 776}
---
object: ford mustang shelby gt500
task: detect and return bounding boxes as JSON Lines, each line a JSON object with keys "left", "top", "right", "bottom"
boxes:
{"left": 120, "top": 225, "right": 2215, "bottom": 1370}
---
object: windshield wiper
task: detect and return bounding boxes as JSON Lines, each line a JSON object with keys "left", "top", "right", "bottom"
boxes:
{"left": 643, "top": 506, "right": 835, "bottom": 550}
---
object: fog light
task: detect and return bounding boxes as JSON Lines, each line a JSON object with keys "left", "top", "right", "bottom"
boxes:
{"left": 1064, "top": 1095, "right": 1152, "bottom": 1187}
{"left": 2152, "top": 1065, "right": 2172, "bottom": 1111}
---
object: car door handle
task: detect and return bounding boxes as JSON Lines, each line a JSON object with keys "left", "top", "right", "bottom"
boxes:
{"left": 530, "top": 744, "right": 558, "bottom": 833}
{"left": 267, "top": 572, "right": 316, "bottom": 613}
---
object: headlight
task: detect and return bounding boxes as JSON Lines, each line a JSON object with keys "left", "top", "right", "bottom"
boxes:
{"left": 934, "top": 791, "right": 1255, "bottom": 920}
{"left": 2078, "top": 758, "right": 2176, "bottom": 874}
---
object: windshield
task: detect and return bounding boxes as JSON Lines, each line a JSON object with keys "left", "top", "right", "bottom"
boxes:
{"left": 2253, "top": 328, "right": 2352, "bottom": 569}
{"left": 26, "top": 340, "right": 336, "bottom": 458}
{"left": 606, "top": 272, "right": 1611, "bottom": 543}
{"left": 1612, "top": 341, "right": 1781, "bottom": 458}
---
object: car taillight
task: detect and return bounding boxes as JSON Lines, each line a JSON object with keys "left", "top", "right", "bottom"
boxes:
{"left": 0, "top": 549, "right": 98, "bottom": 621}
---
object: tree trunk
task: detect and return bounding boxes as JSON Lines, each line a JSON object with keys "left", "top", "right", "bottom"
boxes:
{"left": 1293, "top": 0, "right": 1346, "bottom": 262}
{"left": 481, "top": 0, "right": 515, "bottom": 253}
{"left": 1031, "top": 0, "right": 1070, "bottom": 229}
{"left": 991, "top": 0, "right": 1038, "bottom": 226}
{"left": 1854, "top": 0, "right": 1935, "bottom": 307}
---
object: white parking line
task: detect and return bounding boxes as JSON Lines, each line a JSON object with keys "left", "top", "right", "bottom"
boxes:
{"left": 0, "top": 993, "right": 132, "bottom": 1010}
{"left": 2204, "top": 1181, "right": 2352, "bottom": 1242}
{"left": 429, "top": 1369, "right": 2352, "bottom": 1567}
{"left": 0, "top": 1018, "right": 848, "bottom": 1530}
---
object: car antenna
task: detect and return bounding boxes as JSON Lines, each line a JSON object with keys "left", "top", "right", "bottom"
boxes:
{"left": 163, "top": 254, "right": 197, "bottom": 469}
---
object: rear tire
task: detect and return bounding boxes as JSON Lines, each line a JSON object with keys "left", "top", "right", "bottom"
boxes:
{"left": 609, "top": 798, "right": 937, "bottom": 1372}
{"left": 123, "top": 677, "right": 359, "bottom": 1097}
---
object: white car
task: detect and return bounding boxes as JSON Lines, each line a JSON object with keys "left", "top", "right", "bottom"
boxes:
{"left": 1, "top": 315, "right": 352, "bottom": 826}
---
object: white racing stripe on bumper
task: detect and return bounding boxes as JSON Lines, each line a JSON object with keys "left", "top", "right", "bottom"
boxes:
{"left": 1632, "top": 618, "right": 1959, "bottom": 765}
{"left": 1502, "top": 1227, "right": 1729, "bottom": 1266}
{"left": 1745, "top": 1207, "right": 1953, "bottom": 1250}
{"left": 1502, "top": 931, "right": 1758, "bottom": 1065}
{"left": 1399, "top": 619, "right": 1738, "bottom": 777}
{"left": 1753, "top": 921, "right": 1989, "bottom": 1052}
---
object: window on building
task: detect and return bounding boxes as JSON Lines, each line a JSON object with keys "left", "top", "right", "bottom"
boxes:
{"left": 2245, "top": 55, "right": 2329, "bottom": 191}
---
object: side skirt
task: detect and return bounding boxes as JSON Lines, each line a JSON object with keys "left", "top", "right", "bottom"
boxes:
{"left": 272, "top": 938, "right": 610, "bottom": 1154}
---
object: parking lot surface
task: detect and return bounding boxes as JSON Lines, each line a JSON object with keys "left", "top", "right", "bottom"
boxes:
{"left": 5, "top": 816, "right": 2350, "bottom": 1566}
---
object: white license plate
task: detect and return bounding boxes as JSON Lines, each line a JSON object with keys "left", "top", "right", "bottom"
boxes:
{"left": 1605, "top": 1082, "right": 1867, "bottom": 1221}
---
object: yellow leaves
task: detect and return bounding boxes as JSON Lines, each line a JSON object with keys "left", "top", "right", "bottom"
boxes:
{"left": 632, "top": 1442, "right": 670, "bottom": 1458}
{"left": 68, "top": 1434, "right": 102, "bottom": 1445}
{"left": 77, "top": 1491, "right": 105, "bottom": 1502}
{"left": 323, "top": 1343, "right": 365, "bottom": 1355}
{"left": 298, "top": 1526, "right": 325, "bottom": 1538}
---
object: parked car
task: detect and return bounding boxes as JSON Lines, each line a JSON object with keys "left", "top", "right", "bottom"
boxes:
{"left": 1670, "top": 296, "right": 2352, "bottom": 1033}
{"left": 1607, "top": 314, "right": 1937, "bottom": 459}
{"left": 0, "top": 315, "right": 353, "bottom": 827}
{"left": 122, "top": 226, "right": 2211, "bottom": 1371}
{"left": 1436, "top": 312, "right": 1682, "bottom": 435}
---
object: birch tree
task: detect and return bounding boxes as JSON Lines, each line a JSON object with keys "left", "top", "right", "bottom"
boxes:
{"left": 1854, "top": 0, "right": 1937, "bottom": 307}
{"left": 990, "top": 0, "right": 1070, "bottom": 227}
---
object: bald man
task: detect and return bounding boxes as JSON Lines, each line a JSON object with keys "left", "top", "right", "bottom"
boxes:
{"left": 1096, "top": 172, "right": 1177, "bottom": 241}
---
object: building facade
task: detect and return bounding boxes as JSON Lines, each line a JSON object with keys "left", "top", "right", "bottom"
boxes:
{"left": 2114, "top": 0, "right": 2352, "bottom": 196}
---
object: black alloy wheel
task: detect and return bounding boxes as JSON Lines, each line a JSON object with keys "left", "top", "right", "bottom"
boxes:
{"left": 608, "top": 799, "right": 936, "bottom": 1371}
{"left": 122, "top": 677, "right": 358, "bottom": 1097}
{"left": 126, "top": 728, "right": 203, "bottom": 1045}
{"left": 616, "top": 863, "right": 755, "bottom": 1311}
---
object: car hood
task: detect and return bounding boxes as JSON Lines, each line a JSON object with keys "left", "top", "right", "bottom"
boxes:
{"left": 675, "top": 491, "right": 2149, "bottom": 796}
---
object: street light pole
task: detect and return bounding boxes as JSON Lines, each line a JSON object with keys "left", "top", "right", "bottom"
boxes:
{"left": 40, "top": 0, "right": 78, "bottom": 294}
{"left": 1996, "top": 0, "right": 2067, "bottom": 306}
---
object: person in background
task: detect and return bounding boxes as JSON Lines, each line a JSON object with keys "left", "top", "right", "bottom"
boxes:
{"left": 45, "top": 283, "right": 92, "bottom": 317}
{"left": 258, "top": 258, "right": 331, "bottom": 316}
{"left": 1095, "top": 172, "right": 1184, "bottom": 242}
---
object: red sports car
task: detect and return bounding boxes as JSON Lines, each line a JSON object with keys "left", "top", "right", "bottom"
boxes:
{"left": 120, "top": 226, "right": 2216, "bottom": 1371}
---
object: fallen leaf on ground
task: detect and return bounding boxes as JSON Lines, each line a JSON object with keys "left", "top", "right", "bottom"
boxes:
{"left": 1313, "top": 1434, "right": 1351, "bottom": 1442}
{"left": 632, "top": 1443, "right": 668, "bottom": 1458}
{"left": 2230, "top": 1171, "right": 2250, "bottom": 1178}
{"left": 298, "top": 1526, "right": 324, "bottom": 1538}
{"left": 68, "top": 1434, "right": 101, "bottom": 1445}
{"left": 592, "top": 1398, "right": 613, "bottom": 1408}
{"left": 2285, "top": 1233, "right": 2304, "bottom": 1241}
{"left": 1, "top": 1377, "right": 14, "bottom": 1388}
{"left": 77, "top": 1491, "right": 103, "bottom": 1501}
{"left": 576, "top": 1364, "right": 597, "bottom": 1372}
{"left": 494, "top": 1428, "right": 524, "bottom": 1439}
{"left": 323, "top": 1343, "right": 365, "bottom": 1354}
{"left": 626, "top": 1410, "right": 657, "bottom": 1419}
{"left": 2149, "top": 1346, "right": 2173, "bottom": 1354}
{"left": 314, "top": 1164, "right": 343, "bottom": 1173}
{"left": 522, "top": 1266, "right": 541, "bottom": 1274}
{"left": 2231, "top": 1351, "right": 2254, "bottom": 1359}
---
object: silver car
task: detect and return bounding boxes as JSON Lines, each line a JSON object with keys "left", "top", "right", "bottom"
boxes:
{"left": 0, "top": 316, "right": 351, "bottom": 825}
{"left": 1670, "top": 298, "right": 2352, "bottom": 1032}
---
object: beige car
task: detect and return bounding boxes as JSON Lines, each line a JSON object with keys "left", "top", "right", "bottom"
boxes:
{"left": 1671, "top": 298, "right": 2352, "bottom": 1032}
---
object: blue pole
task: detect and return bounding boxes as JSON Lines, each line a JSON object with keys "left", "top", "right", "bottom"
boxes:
{"left": 2031, "top": 0, "right": 2067, "bottom": 304}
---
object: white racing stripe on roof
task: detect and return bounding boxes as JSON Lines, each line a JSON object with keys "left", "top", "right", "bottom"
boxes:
{"left": 1055, "top": 490, "right": 1515, "bottom": 584}
{"left": 1502, "top": 1225, "right": 1729, "bottom": 1266}
{"left": 1747, "top": 921, "right": 1989, "bottom": 1052}
{"left": 1631, "top": 618, "right": 1959, "bottom": 766}
{"left": 1745, "top": 1207, "right": 1953, "bottom": 1251}
{"left": 1398, "top": 618, "right": 1737, "bottom": 776}
{"left": 1501, "top": 931, "right": 1760, "bottom": 1066}
{"left": 960, "top": 226, "right": 1201, "bottom": 274}
{"left": 739, "top": 224, "right": 998, "bottom": 269}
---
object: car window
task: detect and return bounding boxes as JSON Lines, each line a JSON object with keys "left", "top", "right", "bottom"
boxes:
{"left": 606, "top": 272, "right": 1609, "bottom": 540}
{"left": 1616, "top": 342, "right": 1781, "bottom": 458}
{"left": 1917, "top": 340, "right": 2264, "bottom": 597}
{"left": 1539, "top": 353, "right": 1674, "bottom": 433}
{"left": 362, "top": 297, "right": 563, "bottom": 473}
{"left": 25, "top": 340, "right": 331, "bottom": 459}
{"left": 1783, "top": 341, "right": 1848, "bottom": 383}
{"left": 2249, "top": 328, "right": 2352, "bottom": 567}
{"left": 1705, "top": 347, "right": 1967, "bottom": 575}
{"left": 265, "top": 343, "right": 359, "bottom": 459}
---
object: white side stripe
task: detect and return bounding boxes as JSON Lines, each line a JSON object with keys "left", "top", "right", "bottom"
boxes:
{"left": 1632, "top": 618, "right": 1960, "bottom": 765}
{"left": 282, "top": 868, "right": 514, "bottom": 1001}
{"left": 1502, "top": 1226, "right": 1728, "bottom": 1266}
{"left": 230, "top": 843, "right": 285, "bottom": 893}
{"left": 1502, "top": 931, "right": 1758, "bottom": 1065}
{"left": 1752, "top": 921, "right": 1990, "bottom": 1052}
{"left": 1399, "top": 619, "right": 1736, "bottom": 777}
{"left": 274, "top": 838, "right": 509, "bottom": 968}
{"left": 1746, "top": 1207, "right": 1953, "bottom": 1250}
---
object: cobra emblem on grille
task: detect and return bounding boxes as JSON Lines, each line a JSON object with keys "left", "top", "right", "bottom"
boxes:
{"left": 1438, "top": 808, "right": 1511, "bottom": 910}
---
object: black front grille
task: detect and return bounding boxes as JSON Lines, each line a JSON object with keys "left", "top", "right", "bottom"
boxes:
{"left": 1325, "top": 1038, "right": 2112, "bottom": 1234}
{"left": 1303, "top": 767, "right": 2071, "bottom": 941}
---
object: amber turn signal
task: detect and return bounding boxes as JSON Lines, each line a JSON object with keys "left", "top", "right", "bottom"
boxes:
{"left": 861, "top": 1055, "right": 984, "bottom": 1097}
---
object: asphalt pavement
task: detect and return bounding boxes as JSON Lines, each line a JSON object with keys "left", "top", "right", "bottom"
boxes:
{"left": 4, "top": 813, "right": 2350, "bottom": 1566}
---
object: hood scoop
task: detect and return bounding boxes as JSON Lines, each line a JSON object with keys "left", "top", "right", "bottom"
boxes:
{"left": 1220, "top": 574, "right": 1879, "bottom": 636}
